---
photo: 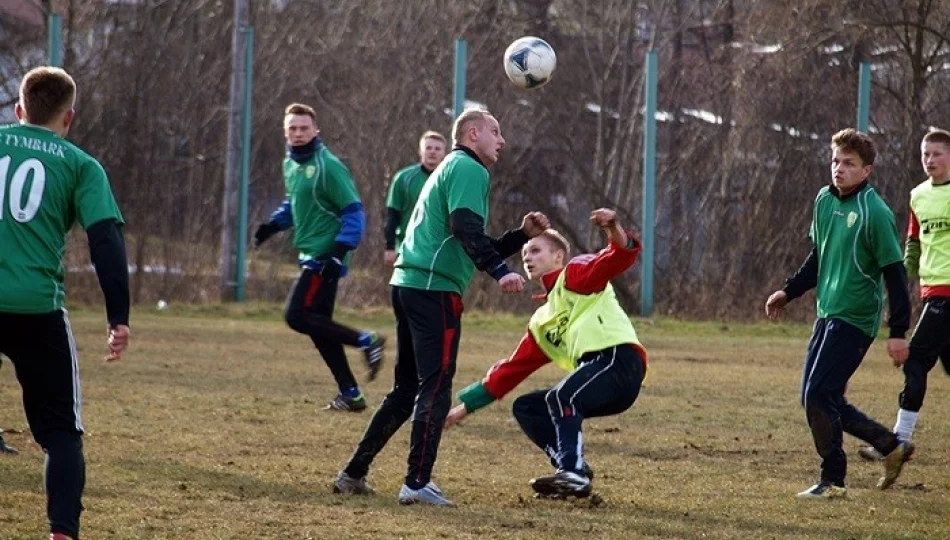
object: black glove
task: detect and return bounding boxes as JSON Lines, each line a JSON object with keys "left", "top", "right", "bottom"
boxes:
{"left": 317, "top": 256, "right": 344, "bottom": 282}
{"left": 254, "top": 222, "right": 281, "bottom": 247}
{"left": 316, "top": 242, "right": 351, "bottom": 281}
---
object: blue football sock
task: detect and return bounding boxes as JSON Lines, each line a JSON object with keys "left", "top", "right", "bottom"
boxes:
{"left": 342, "top": 386, "right": 362, "bottom": 399}
{"left": 357, "top": 331, "right": 374, "bottom": 348}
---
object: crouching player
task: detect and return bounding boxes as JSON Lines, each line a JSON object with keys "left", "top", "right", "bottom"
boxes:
{"left": 444, "top": 208, "right": 647, "bottom": 499}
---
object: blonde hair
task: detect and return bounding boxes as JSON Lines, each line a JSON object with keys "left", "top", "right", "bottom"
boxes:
{"left": 452, "top": 108, "right": 492, "bottom": 145}
{"left": 536, "top": 229, "right": 570, "bottom": 257}
{"left": 419, "top": 130, "right": 446, "bottom": 146}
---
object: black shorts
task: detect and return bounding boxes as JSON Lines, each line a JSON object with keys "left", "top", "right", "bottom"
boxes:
{"left": 0, "top": 310, "right": 84, "bottom": 443}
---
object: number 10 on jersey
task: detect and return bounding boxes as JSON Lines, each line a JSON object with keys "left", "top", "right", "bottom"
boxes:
{"left": 0, "top": 155, "right": 46, "bottom": 223}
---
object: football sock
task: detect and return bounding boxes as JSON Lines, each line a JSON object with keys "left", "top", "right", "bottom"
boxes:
{"left": 357, "top": 332, "right": 375, "bottom": 348}
{"left": 342, "top": 386, "right": 362, "bottom": 399}
{"left": 893, "top": 409, "right": 918, "bottom": 442}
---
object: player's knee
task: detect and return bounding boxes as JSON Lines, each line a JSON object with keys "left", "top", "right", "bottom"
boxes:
{"left": 512, "top": 394, "right": 531, "bottom": 419}
{"left": 801, "top": 387, "right": 830, "bottom": 414}
{"left": 284, "top": 306, "right": 307, "bottom": 333}
{"left": 385, "top": 387, "right": 417, "bottom": 415}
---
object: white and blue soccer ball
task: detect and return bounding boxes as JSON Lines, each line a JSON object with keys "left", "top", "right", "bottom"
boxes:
{"left": 503, "top": 36, "right": 556, "bottom": 89}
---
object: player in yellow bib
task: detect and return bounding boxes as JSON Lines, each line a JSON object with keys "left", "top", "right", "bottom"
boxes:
{"left": 445, "top": 208, "right": 647, "bottom": 499}
{"left": 859, "top": 128, "right": 950, "bottom": 464}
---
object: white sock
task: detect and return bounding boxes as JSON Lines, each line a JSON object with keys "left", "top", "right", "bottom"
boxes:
{"left": 893, "top": 409, "right": 919, "bottom": 442}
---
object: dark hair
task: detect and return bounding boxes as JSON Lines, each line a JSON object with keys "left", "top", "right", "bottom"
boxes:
{"left": 922, "top": 128, "right": 950, "bottom": 147}
{"left": 19, "top": 67, "right": 76, "bottom": 125}
{"left": 831, "top": 128, "right": 876, "bottom": 165}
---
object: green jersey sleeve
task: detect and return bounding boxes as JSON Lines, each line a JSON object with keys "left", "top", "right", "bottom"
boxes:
{"left": 75, "top": 157, "right": 123, "bottom": 229}
{"left": 446, "top": 160, "right": 489, "bottom": 218}
{"left": 385, "top": 171, "right": 403, "bottom": 210}
{"left": 324, "top": 156, "right": 361, "bottom": 210}
{"left": 868, "top": 200, "right": 903, "bottom": 267}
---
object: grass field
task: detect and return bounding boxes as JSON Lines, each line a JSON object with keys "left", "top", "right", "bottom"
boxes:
{"left": 1, "top": 305, "right": 948, "bottom": 540}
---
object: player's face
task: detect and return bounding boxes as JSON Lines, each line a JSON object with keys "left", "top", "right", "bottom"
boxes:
{"left": 831, "top": 147, "right": 872, "bottom": 195}
{"left": 921, "top": 141, "right": 950, "bottom": 183}
{"left": 522, "top": 237, "right": 562, "bottom": 281}
{"left": 419, "top": 137, "right": 446, "bottom": 170}
{"left": 472, "top": 116, "right": 505, "bottom": 166}
{"left": 284, "top": 114, "right": 318, "bottom": 146}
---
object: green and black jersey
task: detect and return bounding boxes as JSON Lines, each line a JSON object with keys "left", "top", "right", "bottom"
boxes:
{"left": 0, "top": 124, "right": 123, "bottom": 313}
{"left": 385, "top": 163, "right": 430, "bottom": 250}
{"left": 809, "top": 184, "right": 903, "bottom": 337}
{"left": 390, "top": 149, "right": 491, "bottom": 295}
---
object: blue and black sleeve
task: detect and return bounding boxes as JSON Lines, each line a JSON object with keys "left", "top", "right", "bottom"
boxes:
{"left": 331, "top": 202, "right": 365, "bottom": 258}
{"left": 269, "top": 200, "right": 294, "bottom": 230}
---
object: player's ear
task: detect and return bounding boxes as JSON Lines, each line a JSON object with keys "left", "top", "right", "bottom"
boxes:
{"left": 14, "top": 102, "right": 24, "bottom": 121}
{"left": 63, "top": 108, "right": 75, "bottom": 130}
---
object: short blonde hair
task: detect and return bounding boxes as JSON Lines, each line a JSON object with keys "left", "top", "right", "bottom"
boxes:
{"left": 419, "top": 130, "right": 446, "bottom": 146}
{"left": 536, "top": 229, "right": 570, "bottom": 257}
{"left": 452, "top": 108, "right": 492, "bottom": 145}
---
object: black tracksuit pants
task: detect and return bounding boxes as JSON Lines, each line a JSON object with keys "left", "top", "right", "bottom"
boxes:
{"left": 801, "top": 318, "right": 900, "bottom": 486}
{"left": 512, "top": 344, "right": 644, "bottom": 474}
{"left": 899, "top": 297, "right": 950, "bottom": 412}
{"left": 344, "top": 286, "right": 463, "bottom": 489}
{"left": 284, "top": 269, "right": 363, "bottom": 394}
{"left": 0, "top": 311, "right": 85, "bottom": 539}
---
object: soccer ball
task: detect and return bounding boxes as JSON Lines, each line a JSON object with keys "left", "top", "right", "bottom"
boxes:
{"left": 503, "top": 37, "right": 556, "bottom": 89}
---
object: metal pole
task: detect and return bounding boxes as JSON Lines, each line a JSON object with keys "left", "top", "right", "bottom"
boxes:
{"left": 640, "top": 51, "right": 658, "bottom": 317}
{"left": 453, "top": 39, "right": 468, "bottom": 118}
{"left": 47, "top": 14, "right": 62, "bottom": 67}
{"left": 221, "top": 0, "right": 249, "bottom": 301}
{"left": 235, "top": 27, "right": 254, "bottom": 301}
{"left": 856, "top": 62, "right": 871, "bottom": 132}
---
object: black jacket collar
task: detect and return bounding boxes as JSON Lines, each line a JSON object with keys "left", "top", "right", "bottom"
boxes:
{"left": 454, "top": 145, "right": 487, "bottom": 170}
{"left": 829, "top": 180, "right": 869, "bottom": 200}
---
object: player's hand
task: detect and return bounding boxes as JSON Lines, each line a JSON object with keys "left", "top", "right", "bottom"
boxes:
{"left": 887, "top": 338, "right": 910, "bottom": 367}
{"left": 384, "top": 249, "right": 397, "bottom": 266}
{"left": 498, "top": 272, "right": 526, "bottom": 294}
{"left": 254, "top": 222, "right": 280, "bottom": 248}
{"left": 765, "top": 290, "right": 788, "bottom": 320}
{"left": 521, "top": 212, "right": 550, "bottom": 238}
{"left": 444, "top": 404, "right": 468, "bottom": 429}
{"left": 105, "top": 324, "right": 130, "bottom": 362}
{"left": 590, "top": 208, "right": 618, "bottom": 228}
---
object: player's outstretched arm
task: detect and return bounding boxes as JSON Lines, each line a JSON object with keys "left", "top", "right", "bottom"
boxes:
{"left": 447, "top": 333, "right": 549, "bottom": 430}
